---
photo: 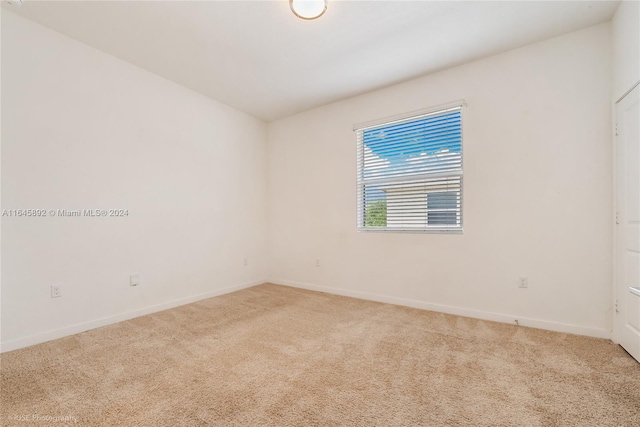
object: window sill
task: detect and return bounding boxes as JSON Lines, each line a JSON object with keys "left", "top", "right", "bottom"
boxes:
{"left": 357, "top": 228, "right": 463, "bottom": 235}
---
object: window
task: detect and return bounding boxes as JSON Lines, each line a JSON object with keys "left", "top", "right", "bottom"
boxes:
{"left": 355, "top": 102, "right": 464, "bottom": 232}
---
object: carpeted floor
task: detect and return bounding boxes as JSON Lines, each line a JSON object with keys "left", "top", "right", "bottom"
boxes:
{"left": 1, "top": 283, "right": 639, "bottom": 426}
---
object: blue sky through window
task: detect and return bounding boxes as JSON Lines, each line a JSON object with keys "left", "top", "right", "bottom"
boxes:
{"left": 362, "top": 110, "right": 462, "bottom": 205}
{"left": 363, "top": 110, "right": 461, "bottom": 160}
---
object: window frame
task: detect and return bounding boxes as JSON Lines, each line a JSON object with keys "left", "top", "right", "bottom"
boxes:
{"left": 354, "top": 100, "right": 465, "bottom": 234}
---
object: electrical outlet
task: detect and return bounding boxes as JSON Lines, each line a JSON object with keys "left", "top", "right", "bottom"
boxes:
{"left": 243, "top": 257, "right": 248, "bottom": 267}
{"left": 315, "top": 259, "right": 320, "bottom": 267}
{"left": 50, "top": 284, "right": 62, "bottom": 298}
{"left": 130, "top": 274, "right": 140, "bottom": 287}
{"left": 519, "top": 276, "right": 528, "bottom": 288}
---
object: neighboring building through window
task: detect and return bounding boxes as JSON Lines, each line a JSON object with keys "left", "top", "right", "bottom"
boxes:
{"left": 355, "top": 102, "right": 464, "bottom": 232}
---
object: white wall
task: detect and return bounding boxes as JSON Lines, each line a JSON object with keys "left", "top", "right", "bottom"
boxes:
{"left": 267, "top": 23, "right": 613, "bottom": 337}
{"left": 1, "top": 11, "right": 268, "bottom": 351}
{"left": 612, "top": 0, "right": 640, "bottom": 101}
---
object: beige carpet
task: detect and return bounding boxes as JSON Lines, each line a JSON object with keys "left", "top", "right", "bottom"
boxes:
{"left": 1, "top": 284, "right": 639, "bottom": 426}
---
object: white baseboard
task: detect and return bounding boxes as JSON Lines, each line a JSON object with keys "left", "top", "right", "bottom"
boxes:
{"left": 270, "top": 279, "right": 612, "bottom": 340}
{"left": 1, "top": 279, "right": 265, "bottom": 353}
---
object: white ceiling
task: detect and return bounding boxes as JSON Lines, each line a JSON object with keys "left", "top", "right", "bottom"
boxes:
{"left": 2, "top": 0, "right": 620, "bottom": 121}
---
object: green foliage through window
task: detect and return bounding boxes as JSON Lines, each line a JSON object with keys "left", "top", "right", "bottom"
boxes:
{"left": 365, "top": 200, "right": 387, "bottom": 227}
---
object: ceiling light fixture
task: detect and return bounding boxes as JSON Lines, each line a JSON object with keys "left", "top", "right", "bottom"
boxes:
{"left": 290, "top": 0, "right": 327, "bottom": 21}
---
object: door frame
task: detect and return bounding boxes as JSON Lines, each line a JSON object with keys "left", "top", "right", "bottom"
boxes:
{"left": 612, "top": 80, "right": 640, "bottom": 347}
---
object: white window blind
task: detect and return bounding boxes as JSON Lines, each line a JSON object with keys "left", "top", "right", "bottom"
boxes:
{"left": 356, "top": 103, "right": 464, "bottom": 232}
